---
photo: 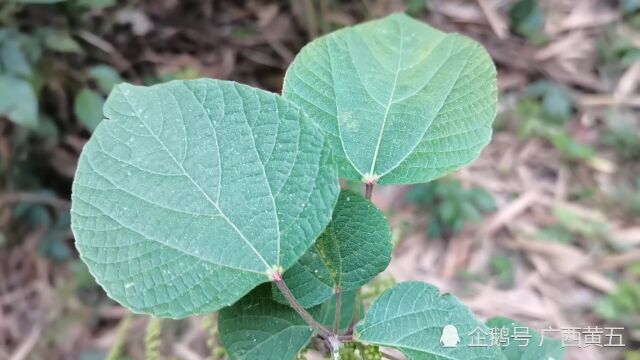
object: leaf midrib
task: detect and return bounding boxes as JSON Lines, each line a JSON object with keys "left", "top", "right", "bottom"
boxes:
{"left": 120, "top": 86, "right": 272, "bottom": 272}
{"left": 367, "top": 19, "right": 404, "bottom": 179}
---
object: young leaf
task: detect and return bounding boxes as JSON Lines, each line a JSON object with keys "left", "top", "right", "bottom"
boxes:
{"left": 283, "top": 13, "right": 497, "bottom": 185}
{"left": 219, "top": 284, "right": 314, "bottom": 360}
{"left": 486, "top": 317, "right": 565, "bottom": 360}
{"left": 74, "top": 88, "right": 105, "bottom": 131}
{"left": 355, "top": 282, "right": 503, "bottom": 359}
{"left": 0, "top": 75, "right": 38, "bottom": 128}
{"left": 71, "top": 79, "right": 340, "bottom": 318}
{"left": 273, "top": 190, "right": 392, "bottom": 308}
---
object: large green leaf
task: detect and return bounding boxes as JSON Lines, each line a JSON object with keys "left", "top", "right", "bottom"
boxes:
{"left": 0, "top": 75, "right": 38, "bottom": 128}
{"left": 485, "top": 317, "right": 565, "bottom": 360}
{"left": 219, "top": 286, "right": 357, "bottom": 360}
{"left": 356, "top": 282, "right": 503, "bottom": 359}
{"left": 219, "top": 284, "right": 314, "bottom": 360}
{"left": 283, "top": 13, "right": 497, "bottom": 185}
{"left": 273, "top": 190, "right": 391, "bottom": 308}
{"left": 71, "top": 79, "right": 340, "bottom": 318}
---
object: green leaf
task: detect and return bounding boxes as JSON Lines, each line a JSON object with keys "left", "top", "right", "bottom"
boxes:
{"left": 220, "top": 287, "right": 359, "bottom": 360}
{"left": 509, "top": 0, "right": 546, "bottom": 42}
{"left": 283, "top": 13, "right": 496, "bottom": 185}
{"left": 0, "top": 75, "right": 38, "bottom": 128}
{"left": 219, "top": 284, "right": 314, "bottom": 360}
{"left": 74, "top": 88, "right": 105, "bottom": 132}
{"left": 71, "top": 79, "right": 340, "bottom": 318}
{"left": 0, "top": 37, "right": 32, "bottom": 77}
{"left": 273, "top": 190, "right": 391, "bottom": 308}
{"left": 355, "top": 282, "right": 503, "bottom": 359}
{"left": 42, "top": 30, "right": 83, "bottom": 53}
{"left": 87, "top": 64, "right": 122, "bottom": 93}
{"left": 485, "top": 317, "right": 565, "bottom": 360}
{"left": 318, "top": 289, "right": 359, "bottom": 332}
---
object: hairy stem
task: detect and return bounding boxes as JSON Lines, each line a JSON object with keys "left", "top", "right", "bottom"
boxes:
{"left": 365, "top": 182, "right": 374, "bottom": 200}
{"left": 272, "top": 271, "right": 332, "bottom": 339}
{"left": 333, "top": 287, "right": 342, "bottom": 333}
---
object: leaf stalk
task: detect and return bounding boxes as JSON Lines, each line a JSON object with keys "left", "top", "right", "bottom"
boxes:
{"left": 333, "top": 287, "right": 342, "bottom": 334}
{"left": 271, "top": 271, "right": 333, "bottom": 339}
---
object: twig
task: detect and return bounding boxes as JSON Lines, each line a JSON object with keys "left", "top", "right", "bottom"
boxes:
{"left": 272, "top": 271, "right": 332, "bottom": 339}
{"left": 333, "top": 287, "right": 342, "bottom": 334}
{"left": 9, "top": 321, "right": 41, "bottom": 360}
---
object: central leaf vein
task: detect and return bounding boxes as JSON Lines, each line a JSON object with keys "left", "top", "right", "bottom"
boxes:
{"left": 121, "top": 89, "right": 272, "bottom": 272}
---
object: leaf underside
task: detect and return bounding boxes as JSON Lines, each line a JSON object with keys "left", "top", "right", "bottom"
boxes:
{"left": 283, "top": 13, "right": 497, "bottom": 185}
{"left": 219, "top": 285, "right": 357, "bottom": 360}
{"left": 71, "top": 79, "right": 339, "bottom": 318}
{"left": 356, "top": 282, "right": 503, "bottom": 359}
{"left": 219, "top": 284, "right": 314, "bottom": 360}
{"left": 273, "top": 190, "right": 392, "bottom": 308}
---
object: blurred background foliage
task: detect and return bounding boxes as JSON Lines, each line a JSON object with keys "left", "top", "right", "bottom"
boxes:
{"left": 0, "top": 0, "right": 640, "bottom": 359}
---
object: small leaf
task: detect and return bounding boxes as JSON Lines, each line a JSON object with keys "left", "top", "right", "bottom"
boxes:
{"left": 0, "top": 37, "right": 32, "bottom": 76}
{"left": 74, "top": 88, "right": 105, "bottom": 131}
{"left": 355, "top": 282, "right": 503, "bottom": 359}
{"left": 0, "top": 75, "right": 38, "bottom": 128}
{"left": 509, "top": 0, "right": 546, "bottom": 42}
{"left": 283, "top": 13, "right": 496, "bottom": 185}
{"left": 87, "top": 64, "right": 122, "bottom": 93}
{"left": 273, "top": 190, "right": 391, "bottom": 308}
{"left": 485, "top": 317, "right": 565, "bottom": 360}
{"left": 71, "top": 79, "right": 340, "bottom": 318}
{"left": 42, "top": 30, "right": 83, "bottom": 53}
{"left": 219, "top": 284, "right": 314, "bottom": 360}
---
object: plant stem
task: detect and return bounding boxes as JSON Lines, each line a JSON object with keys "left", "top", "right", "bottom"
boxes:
{"left": 272, "top": 271, "right": 332, "bottom": 339}
{"left": 365, "top": 182, "right": 374, "bottom": 200}
{"left": 333, "top": 287, "right": 342, "bottom": 333}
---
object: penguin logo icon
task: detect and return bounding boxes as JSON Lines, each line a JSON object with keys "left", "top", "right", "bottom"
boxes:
{"left": 440, "top": 324, "right": 460, "bottom": 347}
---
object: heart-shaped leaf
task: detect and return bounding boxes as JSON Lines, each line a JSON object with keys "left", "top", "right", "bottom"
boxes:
{"left": 486, "top": 317, "right": 565, "bottom": 360}
{"left": 283, "top": 13, "right": 497, "bottom": 185}
{"left": 273, "top": 190, "right": 392, "bottom": 308}
{"left": 356, "top": 282, "right": 503, "bottom": 359}
{"left": 71, "top": 79, "right": 340, "bottom": 318}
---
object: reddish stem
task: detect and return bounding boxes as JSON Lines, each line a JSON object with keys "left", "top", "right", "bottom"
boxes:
{"left": 272, "top": 272, "right": 332, "bottom": 339}
{"left": 365, "top": 182, "right": 374, "bottom": 200}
